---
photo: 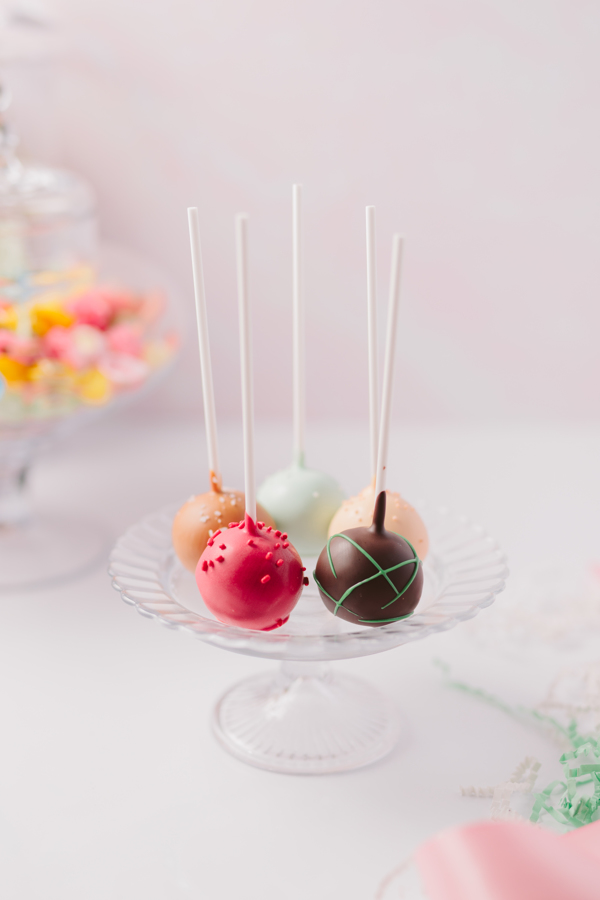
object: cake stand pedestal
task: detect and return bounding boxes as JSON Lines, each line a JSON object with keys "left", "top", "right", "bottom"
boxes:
{"left": 213, "top": 660, "right": 400, "bottom": 774}
{"left": 110, "top": 503, "right": 507, "bottom": 775}
{"left": 0, "top": 420, "right": 110, "bottom": 590}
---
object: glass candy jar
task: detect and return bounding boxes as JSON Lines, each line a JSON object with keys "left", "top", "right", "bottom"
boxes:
{"left": 0, "top": 86, "right": 177, "bottom": 588}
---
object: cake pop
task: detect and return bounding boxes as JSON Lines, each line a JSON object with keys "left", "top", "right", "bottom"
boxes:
{"left": 327, "top": 207, "right": 429, "bottom": 558}
{"left": 197, "top": 214, "right": 305, "bottom": 630}
{"left": 316, "top": 234, "right": 425, "bottom": 626}
{"left": 173, "top": 481, "right": 273, "bottom": 572}
{"left": 314, "top": 491, "right": 422, "bottom": 626}
{"left": 257, "top": 184, "right": 344, "bottom": 555}
{"left": 197, "top": 516, "right": 305, "bottom": 630}
{"left": 172, "top": 208, "right": 274, "bottom": 573}
{"left": 328, "top": 484, "right": 429, "bottom": 559}
{"left": 257, "top": 462, "right": 343, "bottom": 558}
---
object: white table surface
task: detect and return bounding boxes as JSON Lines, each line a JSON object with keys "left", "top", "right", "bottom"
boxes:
{"left": 1, "top": 413, "right": 599, "bottom": 899}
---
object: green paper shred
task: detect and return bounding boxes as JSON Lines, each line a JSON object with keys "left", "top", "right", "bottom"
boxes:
{"left": 435, "top": 660, "right": 600, "bottom": 830}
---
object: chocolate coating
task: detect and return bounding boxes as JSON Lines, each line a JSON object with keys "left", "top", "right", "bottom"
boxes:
{"left": 314, "top": 491, "right": 423, "bottom": 627}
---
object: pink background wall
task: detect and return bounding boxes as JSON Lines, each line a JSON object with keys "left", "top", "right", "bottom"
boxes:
{"left": 7, "top": 0, "right": 600, "bottom": 423}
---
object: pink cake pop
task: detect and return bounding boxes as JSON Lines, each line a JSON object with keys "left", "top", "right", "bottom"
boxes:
{"left": 197, "top": 518, "right": 305, "bottom": 630}
{"left": 195, "top": 214, "right": 305, "bottom": 631}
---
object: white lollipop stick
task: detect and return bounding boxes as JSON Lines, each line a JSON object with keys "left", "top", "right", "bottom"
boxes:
{"left": 235, "top": 213, "right": 257, "bottom": 522}
{"left": 366, "top": 205, "right": 378, "bottom": 482}
{"left": 187, "top": 208, "right": 221, "bottom": 490}
{"left": 292, "top": 183, "right": 305, "bottom": 467}
{"left": 375, "top": 234, "right": 404, "bottom": 498}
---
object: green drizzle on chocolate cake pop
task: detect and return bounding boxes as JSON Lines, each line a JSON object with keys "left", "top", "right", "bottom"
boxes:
{"left": 313, "top": 491, "right": 424, "bottom": 627}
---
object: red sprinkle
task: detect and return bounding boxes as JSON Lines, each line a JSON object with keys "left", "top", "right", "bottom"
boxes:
{"left": 303, "top": 577, "right": 309, "bottom": 586}
{"left": 213, "top": 530, "right": 222, "bottom": 538}
{"left": 276, "top": 559, "right": 283, "bottom": 567}
{"left": 282, "top": 541, "right": 289, "bottom": 548}
{"left": 216, "top": 555, "right": 225, "bottom": 563}
{"left": 247, "top": 539, "right": 255, "bottom": 547}
{"left": 207, "top": 539, "right": 214, "bottom": 547}
{"left": 257, "top": 521, "right": 264, "bottom": 528}
{"left": 275, "top": 530, "right": 281, "bottom": 537}
{"left": 281, "top": 533, "right": 288, "bottom": 540}
{"left": 266, "top": 526, "right": 272, "bottom": 533}
{"left": 261, "top": 575, "right": 271, "bottom": 584}
{"left": 265, "top": 552, "right": 273, "bottom": 561}
{"left": 228, "top": 522, "right": 238, "bottom": 529}
{"left": 275, "top": 542, "right": 280, "bottom": 549}
{"left": 201, "top": 560, "right": 208, "bottom": 572}
{"left": 219, "top": 543, "right": 226, "bottom": 550}
{"left": 302, "top": 567, "right": 306, "bottom": 571}
{"left": 209, "top": 560, "right": 214, "bottom": 568}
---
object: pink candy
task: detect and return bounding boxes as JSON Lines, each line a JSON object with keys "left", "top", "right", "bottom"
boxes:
{"left": 98, "top": 353, "right": 149, "bottom": 386}
{"left": 106, "top": 324, "right": 143, "bottom": 357}
{"left": 67, "top": 290, "right": 113, "bottom": 330}
{"left": 4, "top": 333, "right": 39, "bottom": 365}
{"left": 45, "top": 324, "right": 105, "bottom": 370}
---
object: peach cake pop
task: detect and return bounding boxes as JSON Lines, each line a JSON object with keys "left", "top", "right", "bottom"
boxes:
{"left": 172, "top": 474, "right": 274, "bottom": 572}
{"left": 171, "top": 208, "right": 274, "bottom": 573}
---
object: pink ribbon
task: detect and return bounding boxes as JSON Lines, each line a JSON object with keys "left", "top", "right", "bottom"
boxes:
{"left": 416, "top": 819, "right": 600, "bottom": 900}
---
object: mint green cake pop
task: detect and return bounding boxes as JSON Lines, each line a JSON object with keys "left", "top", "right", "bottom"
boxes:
{"left": 257, "top": 454, "right": 345, "bottom": 557}
{"left": 259, "top": 183, "right": 344, "bottom": 555}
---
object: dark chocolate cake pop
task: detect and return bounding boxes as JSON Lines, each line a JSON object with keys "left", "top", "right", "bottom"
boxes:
{"left": 314, "top": 491, "right": 423, "bottom": 627}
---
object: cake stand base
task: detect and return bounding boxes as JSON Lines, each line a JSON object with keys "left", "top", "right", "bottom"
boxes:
{"left": 212, "top": 661, "right": 400, "bottom": 774}
{"left": 0, "top": 514, "right": 110, "bottom": 591}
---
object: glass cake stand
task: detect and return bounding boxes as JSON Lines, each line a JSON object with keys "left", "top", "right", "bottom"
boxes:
{"left": 109, "top": 503, "right": 508, "bottom": 774}
{"left": 0, "top": 243, "right": 178, "bottom": 591}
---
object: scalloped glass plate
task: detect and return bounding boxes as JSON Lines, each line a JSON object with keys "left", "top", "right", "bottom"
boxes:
{"left": 109, "top": 502, "right": 508, "bottom": 662}
{"left": 109, "top": 503, "right": 507, "bottom": 773}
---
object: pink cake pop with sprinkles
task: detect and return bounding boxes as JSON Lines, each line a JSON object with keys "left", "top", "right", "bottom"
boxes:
{"left": 196, "top": 215, "right": 306, "bottom": 631}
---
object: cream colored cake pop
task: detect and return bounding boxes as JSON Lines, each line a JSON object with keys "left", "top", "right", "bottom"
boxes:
{"left": 327, "top": 482, "right": 428, "bottom": 559}
{"left": 327, "top": 212, "right": 429, "bottom": 559}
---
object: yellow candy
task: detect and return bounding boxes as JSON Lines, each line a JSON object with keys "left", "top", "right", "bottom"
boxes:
{"left": 30, "top": 302, "right": 74, "bottom": 336}
{"left": 0, "top": 357, "right": 28, "bottom": 382}
{"left": 0, "top": 305, "right": 17, "bottom": 331}
{"left": 77, "top": 369, "right": 112, "bottom": 404}
{"left": 26, "top": 360, "right": 69, "bottom": 383}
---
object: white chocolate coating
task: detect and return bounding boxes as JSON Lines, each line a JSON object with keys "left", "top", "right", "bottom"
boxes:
{"left": 327, "top": 484, "right": 429, "bottom": 559}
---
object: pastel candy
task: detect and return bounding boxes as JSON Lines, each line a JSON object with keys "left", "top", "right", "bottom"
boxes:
{"left": 67, "top": 290, "right": 113, "bottom": 330}
{"left": 107, "top": 324, "right": 143, "bottom": 357}
{"left": 98, "top": 353, "right": 148, "bottom": 386}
